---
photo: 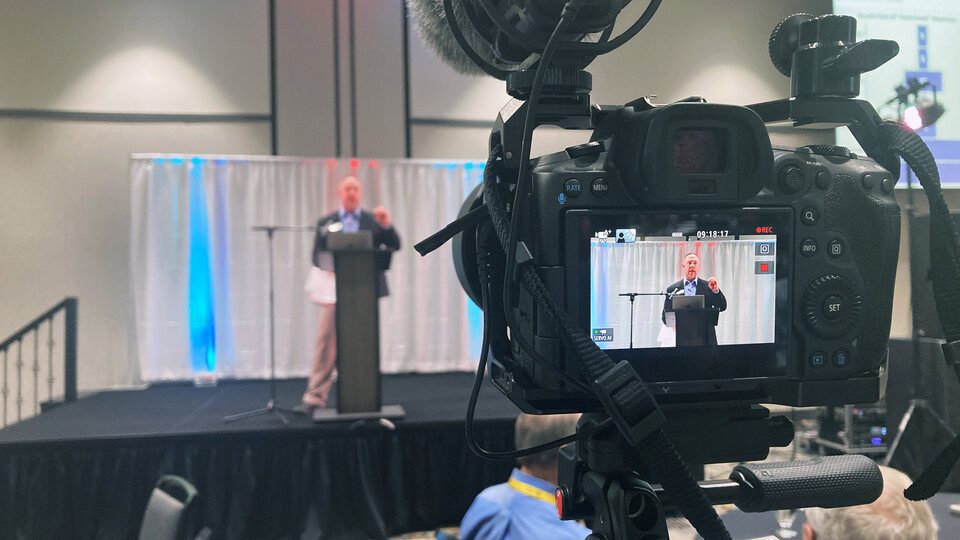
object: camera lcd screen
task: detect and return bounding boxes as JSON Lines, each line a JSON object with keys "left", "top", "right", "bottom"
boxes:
{"left": 568, "top": 209, "right": 791, "bottom": 383}
{"left": 672, "top": 128, "right": 726, "bottom": 173}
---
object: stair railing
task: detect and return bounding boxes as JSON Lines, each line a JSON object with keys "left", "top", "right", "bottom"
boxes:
{"left": 0, "top": 297, "right": 77, "bottom": 426}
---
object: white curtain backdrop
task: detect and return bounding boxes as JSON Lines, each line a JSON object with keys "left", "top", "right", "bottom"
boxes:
{"left": 130, "top": 155, "right": 484, "bottom": 382}
{"left": 590, "top": 240, "right": 776, "bottom": 349}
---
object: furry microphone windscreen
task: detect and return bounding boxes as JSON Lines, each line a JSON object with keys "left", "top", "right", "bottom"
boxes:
{"left": 406, "top": 0, "right": 501, "bottom": 76}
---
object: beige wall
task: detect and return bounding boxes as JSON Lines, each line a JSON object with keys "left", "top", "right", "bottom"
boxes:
{"left": 0, "top": 0, "right": 272, "bottom": 392}
{"left": 407, "top": 0, "right": 836, "bottom": 158}
{"left": 276, "top": 0, "right": 407, "bottom": 157}
{"left": 4, "top": 0, "right": 928, "bottom": 391}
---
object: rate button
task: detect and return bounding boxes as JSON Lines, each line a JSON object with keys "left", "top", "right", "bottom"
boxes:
{"left": 563, "top": 179, "right": 583, "bottom": 198}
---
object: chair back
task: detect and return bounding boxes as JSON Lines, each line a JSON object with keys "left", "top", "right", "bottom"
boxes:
{"left": 138, "top": 475, "right": 198, "bottom": 540}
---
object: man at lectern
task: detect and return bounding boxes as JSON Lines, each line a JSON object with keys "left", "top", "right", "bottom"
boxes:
{"left": 297, "top": 176, "right": 401, "bottom": 414}
{"left": 661, "top": 252, "right": 726, "bottom": 346}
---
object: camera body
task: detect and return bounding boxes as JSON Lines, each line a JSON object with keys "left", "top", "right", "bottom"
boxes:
{"left": 488, "top": 100, "right": 900, "bottom": 413}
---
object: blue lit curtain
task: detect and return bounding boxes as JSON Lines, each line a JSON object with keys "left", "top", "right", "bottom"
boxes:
{"left": 590, "top": 240, "right": 775, "bottom": 349}
{"left": 129, "top": 156, "right": 484, "bottom": 381}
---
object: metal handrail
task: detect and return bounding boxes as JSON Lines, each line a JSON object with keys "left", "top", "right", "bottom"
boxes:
{"left": 0, "top": 297, "right": 78, "bottom": 425}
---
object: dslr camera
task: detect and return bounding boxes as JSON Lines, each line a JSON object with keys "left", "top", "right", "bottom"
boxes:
{"left": 453, "top": 11, "right": 901, "bottom": 425}
{"left": 413, "top": 3, "right": 928, "bottom": 536}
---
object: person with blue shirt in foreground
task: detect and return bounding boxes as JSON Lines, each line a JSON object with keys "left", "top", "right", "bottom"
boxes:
{"left": 460, "top": 413, "right": 590, "bottom": 540}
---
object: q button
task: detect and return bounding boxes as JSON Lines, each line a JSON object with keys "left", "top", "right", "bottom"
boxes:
{"left": 801, "top": 207, "right": 819, "bottom": 226}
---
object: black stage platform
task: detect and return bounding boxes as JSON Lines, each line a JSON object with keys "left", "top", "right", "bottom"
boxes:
{"left": 6, "top": 371, "right": 959, "bottom": 539}
{"left": 0, "top": 372, "right": 521, "bottom": 540}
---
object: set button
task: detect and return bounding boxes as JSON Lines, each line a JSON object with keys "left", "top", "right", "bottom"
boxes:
{"left": 802, "top": 275, "right": 862, "bottom": 339}
{"left": 821, "top": 294, "right": 846, "bottom": 321}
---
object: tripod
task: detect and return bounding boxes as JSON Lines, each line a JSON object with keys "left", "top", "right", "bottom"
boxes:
{"left": 618, "top": 292, "right": 667, "bottom": 349}
{"left": 224, "top": 225, "right": 313, "bottom": 424}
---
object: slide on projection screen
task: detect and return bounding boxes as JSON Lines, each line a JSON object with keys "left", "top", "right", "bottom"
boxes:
{"left": 834, "top": 0, "right": 958, "bottom": 184}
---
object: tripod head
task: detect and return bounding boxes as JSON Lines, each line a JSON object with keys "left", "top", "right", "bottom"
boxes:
{"left": 556, "top": 411, "right": 883, "bottom": 539}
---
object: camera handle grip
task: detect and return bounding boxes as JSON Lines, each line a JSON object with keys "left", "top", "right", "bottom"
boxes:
{"left": 727, "top": 455, "right": 881, "bottom": 513}
{"left": 651, "top": 455, "right": 882, "bottom": 514}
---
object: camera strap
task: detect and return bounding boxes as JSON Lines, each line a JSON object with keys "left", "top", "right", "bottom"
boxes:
{"left": 878, "top": 121, "right": 960, "bottom": 500}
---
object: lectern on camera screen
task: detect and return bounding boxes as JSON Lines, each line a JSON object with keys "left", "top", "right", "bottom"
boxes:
{"left": 571, "top": 210, "right": 792, "bottom": 382}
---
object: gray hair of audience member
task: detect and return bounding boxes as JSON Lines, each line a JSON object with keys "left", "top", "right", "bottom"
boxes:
{"left": 515, "top": 413, "right": 580, "bottom": 468}
{"left": 803, "top": 466, "right": 938, "bottom": 540}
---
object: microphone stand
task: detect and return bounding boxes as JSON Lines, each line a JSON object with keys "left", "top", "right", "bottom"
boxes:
{"left": 618, "top": 292, "right": 669, "bottom": 349}
{"left": 224, "top": 225, "right": 315, "bottom": 425}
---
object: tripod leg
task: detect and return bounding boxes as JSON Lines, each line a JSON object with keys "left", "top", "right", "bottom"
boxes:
{"left": 224, "top": 406, "right": 272, "bottom": 423}
{"left": 267, "top": 399, "right": 291, "bottom": 425}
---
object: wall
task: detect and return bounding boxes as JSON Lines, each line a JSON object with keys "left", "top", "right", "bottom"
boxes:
{"left": 0, "top": 0, "right": 272, "bottom": 392}
{"left": 14, "top": 0, "right": 939, "bottom": 394}
{"left": 406, "top": 0, "right": 835, "bottom": 158}
{"left": 275, "top": 0, "right": 406, "bottom": 157}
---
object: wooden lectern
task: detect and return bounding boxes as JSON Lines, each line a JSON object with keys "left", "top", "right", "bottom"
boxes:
{"left": 312, "top": 237, "right": 405, "bottom": 422}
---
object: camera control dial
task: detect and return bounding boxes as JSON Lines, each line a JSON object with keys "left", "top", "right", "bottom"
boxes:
{"left": 802, "top": 275, "right": 863, "bottom": 339}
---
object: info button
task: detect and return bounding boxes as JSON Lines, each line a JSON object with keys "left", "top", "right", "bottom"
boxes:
{"left": 800, "top": 238, "right": 818, "bottom": 257}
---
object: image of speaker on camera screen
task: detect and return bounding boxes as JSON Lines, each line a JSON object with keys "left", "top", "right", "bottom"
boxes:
{"left": 661, "top": 252, "right": 727, "bottom": 347}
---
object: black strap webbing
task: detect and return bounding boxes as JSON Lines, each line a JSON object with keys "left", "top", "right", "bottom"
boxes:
{"left": 880, "top": 121, "right": 960, "bottom": 500}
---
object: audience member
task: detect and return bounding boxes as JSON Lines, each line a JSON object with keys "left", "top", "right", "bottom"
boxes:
{"left": 803, "top": 465, "right": 938, "bottom": 540}
{"left": 459, "top": 413, "right": 590, "bottom": 540}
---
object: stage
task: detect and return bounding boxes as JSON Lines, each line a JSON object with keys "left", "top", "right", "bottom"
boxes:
{"left": 0, "top": 372, "right": 520, "bottom": 540}
{"left": 4, "top": 370, "right": 960, "bottom": 539}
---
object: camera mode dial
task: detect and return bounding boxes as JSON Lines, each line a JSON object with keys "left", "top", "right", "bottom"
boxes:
{"left": 802, "top": 275, "right": 862, "bottom": 339}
